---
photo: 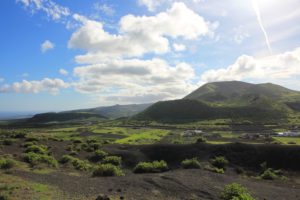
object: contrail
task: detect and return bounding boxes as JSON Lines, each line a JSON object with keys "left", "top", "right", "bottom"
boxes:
{"left": 252, "top": 0, "right": 272, "bottom": 54}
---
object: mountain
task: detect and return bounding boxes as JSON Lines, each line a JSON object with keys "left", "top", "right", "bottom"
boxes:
{"left": 68, "top": 103, "right": 152, "bottom": 119}
{"left": 134, "top": 81, "right": 300, "bottom": 123}
{"left": 27, "top": 112, "right": 107, "bottom": 123}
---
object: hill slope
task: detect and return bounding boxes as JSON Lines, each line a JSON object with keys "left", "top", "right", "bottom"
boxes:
{"left": 134, "top": 81, "right": 300, "bottom": 123}
{"left": 68, "top": 103, "right": 152, "bottom": 119}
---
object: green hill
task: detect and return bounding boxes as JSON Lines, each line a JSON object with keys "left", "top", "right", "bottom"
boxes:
{"left": 68, "top": 103, "right": 152, "bottom": 119}
{"left": 27, "top": 112, "right": 107, "bottom": 123}
{"left": 134, "top": 81, "right": 300, "bottom": 123}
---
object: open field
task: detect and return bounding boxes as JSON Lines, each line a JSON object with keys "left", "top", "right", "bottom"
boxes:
{"left": 1, "top": 123, "right": 300, "bottom": 199}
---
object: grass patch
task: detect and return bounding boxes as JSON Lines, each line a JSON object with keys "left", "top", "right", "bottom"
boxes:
{"left": 23, "top": 152, "right": 58, "bottom": 168}
{"left": 60, "top": 155, "right": 92, "bottom": 171}
{"left": 196, "top": 136, "right": 207, "bottom": 143}
{"left": 93, "top": 164, "right": 124, "bottom": 177}
{"left": 221, "top": 183, "right": 257, "bottom": 200}
{"left": 181, "top": 158, "right": 201, "bottom": 169}
{"left": 115, "top": 129, "right": 170, "bottom": 144}
{"left": 133, "top": 160, "right": 168, "bottom": 173}
{"left": 211, "top": 156, "right": 229, "bottom": 169}
{"left": 204, "top": 165, "right": 224, "bottom": 174}
{"left": 272, "top": 137, "right": 300, "bottom": 145}
{"left": 0, "top": 158, "right": 16, "bottom": 170}
{"left": 102, "top": 156, "right": 122, "bottom": 166}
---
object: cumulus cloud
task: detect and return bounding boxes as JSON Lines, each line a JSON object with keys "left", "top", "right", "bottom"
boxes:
{"left": 173, "top": 43, "right": 186, "bottom": 51}
{"left": 59, "top": 68, "right": 68, "bottom": 75}
{"left": 68, "top": 2, "right": 215, "bottom": 62}
{"left": 137, "top": 0, "right": 161, "bottom": 12}
{"left": 16, "top": 0, "right": 70, "bottom": 20}
{"left": 0, "top": 78, "right": 4, "bottom": 83}
{"left": 201, "top": 47, "right": 300, "bottom": 84}
{"left": 94, "top": 3, "right": 115, "bottom": 16}
{"left": 41, "top": 40, "right": 54, "bottom": 53}
{"left": 0, "top": 78, "right": 69, "bottom": 95}
{"left": 72, "top": 58, "right": 196, "bottom": 104}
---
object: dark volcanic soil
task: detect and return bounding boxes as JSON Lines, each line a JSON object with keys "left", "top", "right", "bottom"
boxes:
{"left": 2, "top": 141, "right": 300, "bottom": 199}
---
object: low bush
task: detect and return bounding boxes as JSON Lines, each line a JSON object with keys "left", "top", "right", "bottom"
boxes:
{"left": 220, "top": 183, "right": 257, "bottom": 200}
{"left": 102, "top": 156, "right": 121, "bottom": 166}
{"left": 211, "top": 156, "right": 229, "bottom": 169}
{"left": 172, "top": 139, "right": 182, "bottom": 144}
{"left": 20, "top": 141, "right": 37, "bottom": 148}
{"left": 72, "top": 137, "right": 83, "bottom": 144}
{"left": 3, "top": 139, "right": 17, "bottom": 145}
{"left": 0, "top": 158, "right": 16, "bottom": 169}
{"left": 25, "top": 145, "right": 48, "bottom": 154}
{"left": 13, "top": 132, "right": 27, "bottom": 138}
{"left": 86, "top": 142, "right": 102, "bottom": 152}
{"left": 260, "top": 168, "right": 277, "bottom": 180}
{"left": 23, "top": 152, "right": 58, "bottom": 168}
{"left": 87, "top": 138, "right": 97, "bottom": 144}
{"left": 133, "top": 160, "right": 168, "bottom": 173}
{"left": 47, "top": 136, "right": 60, "bottom": 141}
{"left": 60, "top": 155, "right": 91, "bottom": 171}
{"left": 91, "top": 150, "right": 108, "bottom": 162}
{"left": 93, "top": 163, "right": 124, "bottom": 177}
{"left": 181, "top": 157, "right": 201, "bottom": 169}
{"left": 69, "top": 150, "right": 79, "bottom": 156}
{"left": 204, "top": 165, "right": 224, "bottom": 174}
{"left": 25, "top": 136, "right": 40, "bottom": 142}
{"left": 196, "top": 136, "right": 207, "bottom": 143}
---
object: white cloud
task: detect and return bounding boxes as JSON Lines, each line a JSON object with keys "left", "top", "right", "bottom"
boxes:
{"left": 137, "top": 0, "right": 161, "bottom": 12}
{"left": 68, "top": 2, "right": 215, "bottom": 62}
{"left": 16, "top": 0, "right": 70, "bottom": 20}
{"left": 41, "top": 40, "right": 54, "bottom": 53}
{"left": 94, "top": 3, "right": 115, "bottom": 16}
{"left": 72, "top": 58, "right": 196, "bottom": 104}
{"left": 0, "top": 78, "right": 4, "bottom": 83}
{"left": 173, "top": 43, "right": 186, "bottom": 51}
{"left": 59, "top": 68, "right": 68, "bottom": 75}
{"left": 233, "top": 26, "right": 250, "bottom": 44}
{"left": 0, "top": 78, "right": 69, "bottom": 95}
{"left": 22, "top": 73, "right": 29, "bottom": 77}
{"left": 201, "top": 47, "right": 300, "bottom": 85}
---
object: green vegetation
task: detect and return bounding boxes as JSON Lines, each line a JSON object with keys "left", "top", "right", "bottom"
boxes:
{"left": 93, "top": 164, "right": 124, "bottom": 177}
{"left": 60, "top": 155, "right": 91, "bottom": 171}
{"left": 25, "top": 145, "right": 48, "bottom": 154}
{"left": 115, "top": 129, "right": 170, "bottom": 144}
{"left": 211, "top": 156, "right": 229, "bottom": 169}
{"left": 220, "top": 183, "right": 257, "bottom": 200}
{"left": 260, "top": 168, "right": 277, "bottom": 180}
{"left": 196, "top": 136, "right": 207, "bottom": 143}
{"left": 204, "top": 165, "right": 224, "bottom": 174}
{"left": 102, "top": 156, "right": 122, "bottom": 166}
{"left": 133, "top": 160, "right": 168, "bottom": 173}
{"left": 272, "top": 137, "right": 300, "bottom": 145}
{"left": 20, "top": 141, "right": 37, "bottom": 148}
{"left": 71, "top": 137, "right": 84, "bottom": 143}
{"left": 25, "top": 136, "right": 40, "bottom": 142}
{"left": 181, "top": 157, "right": 201, "bottom": 169}
{"left": 91, "top": 150, "right": 108, "bottom": 162}
{"left": 0, "top": 158, "right": 16, "bottom": 169}
{"left": 23, "top": 152, "right": 58, "bottom": 168}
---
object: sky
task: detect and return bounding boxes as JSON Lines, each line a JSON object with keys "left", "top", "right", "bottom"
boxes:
{"left": 0, "top": 0, "right": 300, "bottom": 113}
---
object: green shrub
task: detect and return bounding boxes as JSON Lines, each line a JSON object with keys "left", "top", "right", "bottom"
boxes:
{"left": 3, "top": 139, "right": 17, "bottom": 145}
{"left": 60, "top": 155, "right": 91, "bottom": 171}
{"left": 211, "top": 156, "right": 229, "bottom": 169}
{"left": 204, "top": 165, "right": 224, "bottom": 174}
{"left": 87, "top": 138, "right": 97, "bottom": 144}
{"left": 93, "top": 164, "right": 124, "bottom": 177}
{"left": 221, "top": 183, "right": 257, "bottom": 200}
{"left": 0, "top": 158, "right": 16, "bottom": 169}
{"left": 25, "top": 136, "right": 40, "bottom": 142}
{"left": 172, "top": 139, "right": 182, "bottom": 144}
{"left": 133, "top": 160, "right": 168, "bottom": 173}
{"left": 13, "top": 132, "right": 27, "bottom": 138}
{"left": 196, "top": 136, "right": 207, "bottom": 143}
{"left": 91, "top": 150, "right": 108, "bottom": 162}
{"left": 69, "top": 151, "right": 79, "bottom": 156}
{"left": 0, "top": 194, "right": 8, "bottom": 200}
{"left": 181, "top": 158, "right": 201, "bottom": 169}
{"left": 20, "top": 141, "right": 37, "bottom": 148}
{"left": 72, "top": 137, "right": 83, "bottom": 143}
{"left": 102, "top": 156, "right": 121, "bottom": 166}
{"left": 47, "top": 136, "right": 60, "bottom": 141}
{"left": 87, "top": 142, "right": 102, "bottom": 152}
{"left": 25, "top": 145, "right": 48, "bottom": 154}
{"left": 23, "top": 152, "right": 58, "bottom": 168}
{"left": 260, "top": 168, "right": 277, "bottom": 180}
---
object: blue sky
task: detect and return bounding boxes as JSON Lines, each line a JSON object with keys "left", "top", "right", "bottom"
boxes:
{"left": 0, "top": 0, "right": 300, "bottom": 113}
